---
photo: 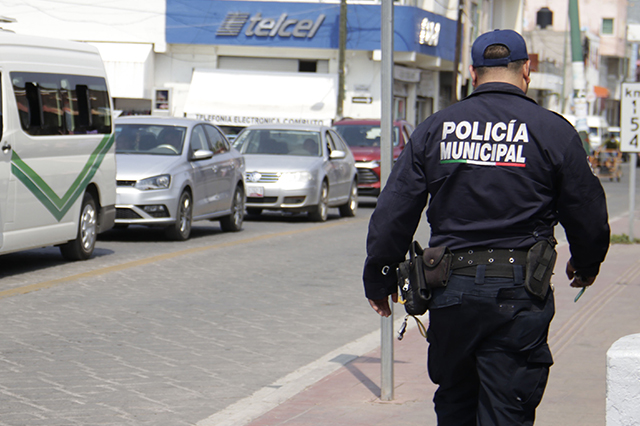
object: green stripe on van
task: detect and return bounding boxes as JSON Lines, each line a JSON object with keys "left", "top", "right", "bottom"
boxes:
{"left": 10, "top": 134, "right": 114, "bottom": 221}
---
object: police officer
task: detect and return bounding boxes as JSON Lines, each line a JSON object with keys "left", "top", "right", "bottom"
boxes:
{"left": 363, "top": 29, "right": 610, "bottom": 426}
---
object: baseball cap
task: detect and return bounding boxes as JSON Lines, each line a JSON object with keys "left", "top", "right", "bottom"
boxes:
{"left": 471, "top": 29, "right": 529, "bottom": 67}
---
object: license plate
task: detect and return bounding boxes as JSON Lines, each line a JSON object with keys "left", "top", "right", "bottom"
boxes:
{"left": 247, "top": 186, "right": 264, "bottom": 197}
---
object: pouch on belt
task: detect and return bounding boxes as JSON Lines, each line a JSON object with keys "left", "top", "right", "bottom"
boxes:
{"left": 525, "top": 238, "right": 557, "bottom": 300}
{"left": 397, "top": 241, "right": 452, "bottom": 316}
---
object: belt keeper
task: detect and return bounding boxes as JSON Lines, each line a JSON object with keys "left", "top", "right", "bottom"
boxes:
{"left": 475, "top": 264, "right": 486, "bottom": 284}
{"left": 513, "top": 265, "right": 524, "bottom": 284}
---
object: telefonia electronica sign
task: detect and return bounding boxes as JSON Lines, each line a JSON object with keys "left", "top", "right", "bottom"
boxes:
{"left": 167, "top": 0, "right": 457, "bottom": 62}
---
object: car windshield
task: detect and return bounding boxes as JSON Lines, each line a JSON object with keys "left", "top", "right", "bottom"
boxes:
{"left": 234, "top": 129, "right": 322, "bottom": 157}
{"left": 219, "top": 125, "right": 244, "bottom": 143}
{"left": 115, "top": 124, "right": 186, "bottom": 156}
{"left": 334, "top": 124, "right": 399, "bottom": 147}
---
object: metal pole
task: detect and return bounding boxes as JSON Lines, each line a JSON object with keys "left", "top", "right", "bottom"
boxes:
{"left": 629, "top": 46, "right": 638, "bottom": 242}
{"left": 630, "top": 153, "right": 637, "bottom": 241}
{"left": 380, "top": 0, "right": 394, "bottom": 402}
{"left": 336, "top": 0, "right": 347, "bottom": 119}
{"left": 450, "top": 0, "right": 463, "bottom": 105}
{"left": 561, "top": 13, "right": 569, "bottom": 114}
{"left": 632, "top": 43, "right": 639, "bottom": 83}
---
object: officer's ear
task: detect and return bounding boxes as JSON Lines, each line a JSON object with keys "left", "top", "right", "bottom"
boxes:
{"left": 523, "top": 60, "right": 531, "bottom": 85}
{"left": 469, "top": 65, "right": 479, "bottom": 88}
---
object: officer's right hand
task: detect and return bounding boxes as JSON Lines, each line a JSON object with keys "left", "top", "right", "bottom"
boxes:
{"left": 565, "top": 260, "right": 596, "bottom": 288}
{"left": 368, "top": 293, "right": 398, "bottom": 317}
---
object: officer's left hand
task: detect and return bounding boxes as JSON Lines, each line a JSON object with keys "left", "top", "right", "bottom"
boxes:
{"left": 368, "top": 293, "right": 398, "bottom": 317}
{"left": 565, "top": 260, "right": 596, "bottom": 288}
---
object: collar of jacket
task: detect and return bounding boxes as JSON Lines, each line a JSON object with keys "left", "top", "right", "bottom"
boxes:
{"left": 463, "top": 82, "right": 538, "bottom": 105}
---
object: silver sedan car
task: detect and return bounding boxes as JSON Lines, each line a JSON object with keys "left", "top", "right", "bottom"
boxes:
{"left": 114, "top": 116, "right": 245, "bottom": 240}
{"left": 233, "top": 124, "right": 358, "bottom": 221}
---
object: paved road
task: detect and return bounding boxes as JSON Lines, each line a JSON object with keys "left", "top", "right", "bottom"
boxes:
{"left": 0, "top": 207, "right": 380, "bottom": 426}
{"left": 0, "top": 160, "right": 638, "bottom": 426}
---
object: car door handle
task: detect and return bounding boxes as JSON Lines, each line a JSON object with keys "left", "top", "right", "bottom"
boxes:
{"left": 2, "top": 143, "right": 11, "bottom": 154}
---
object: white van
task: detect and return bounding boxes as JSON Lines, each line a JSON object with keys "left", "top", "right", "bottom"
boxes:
{"left": 0, "top": 31, "right": 116, "bottom": 260}
{"left": 562, "top": 114, "right": 610, "bottom": 150}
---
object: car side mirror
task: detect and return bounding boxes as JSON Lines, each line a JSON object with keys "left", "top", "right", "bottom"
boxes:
{"left": 329, "top": 150, "right": 346, "bottom": 159}
{"left": 191, "top": 149, "right": 214, "bottom": 160}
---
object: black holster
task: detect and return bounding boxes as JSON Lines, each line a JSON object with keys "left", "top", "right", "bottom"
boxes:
{"left": 397, "top": 241, "right": 452, "bottom": 316}
{"left": 524, "top": 238, "right": 557, "bottom": 300}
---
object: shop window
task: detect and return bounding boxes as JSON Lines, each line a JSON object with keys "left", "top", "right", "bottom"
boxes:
{"left": 602, "top": 18, "right": 614, "bottom": 35}
{"left": 299, "top": 60, "right": 317, "bottom": 73}
{"left": 394, "top": 97, "right": 406, "bottom": 120}
{"left": 415, "top": 97, "right": 433, "bottom": 124}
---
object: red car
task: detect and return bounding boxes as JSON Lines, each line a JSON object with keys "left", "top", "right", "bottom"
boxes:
{"left": 333, "top": 118, "right": 414, "bottom": 196}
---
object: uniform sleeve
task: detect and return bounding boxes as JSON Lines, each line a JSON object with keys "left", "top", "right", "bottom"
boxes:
{"left": 362, "top": 131, "right": 430, "bottom": 300}
{"left": 556, "top": 134, "right": 610, "bottom": 277}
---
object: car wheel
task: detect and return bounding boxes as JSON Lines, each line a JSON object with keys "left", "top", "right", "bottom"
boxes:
{"left": 220, "top": 185, "right": 245, "bottom": 232}
{"left": 309, "top": 181, "right": 329, "bottom": 222}
{"left": 60, "top": 192, "right": 97, "bottom": 261}
{"left": 165, "top": 190, "right": 193, "bottom": 241}
{"left": 339, "top": 180, "right": 358, "bottom": 217}
{"left": 247, "top": 208, "right": 263, "bottom": 216}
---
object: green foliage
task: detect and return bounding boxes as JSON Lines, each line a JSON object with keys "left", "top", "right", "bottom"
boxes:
{"left": 610, "top": 234, "right": 640, "bottom": 244}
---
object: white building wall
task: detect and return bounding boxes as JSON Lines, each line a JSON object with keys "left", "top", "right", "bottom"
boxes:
{"left": 418, "top": 0, "right": 460, "bottom": 20}
{"left": 523, "top": 0, "right": 625, "bottom": 57}
{"left": 343, "top": 51, "right": 383, "bottom": 119}
{"left": 486, "top": 0, "right": 523, "bottom": 33}
{"left": 1, "top": 0, "right": 447, "bottom": 125}
{"left": 0, "top": 0, "right": 166, "bottom": 51}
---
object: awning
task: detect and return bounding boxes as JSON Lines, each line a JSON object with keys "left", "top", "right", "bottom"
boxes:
{"left": 594, "top": 85, "right": 609, "bottom": 98}
{"left": 88, "top": 42, "right": 154, "bottom": 99}
{"left": 183, "top": 69, "right": 338, "bottom": 127}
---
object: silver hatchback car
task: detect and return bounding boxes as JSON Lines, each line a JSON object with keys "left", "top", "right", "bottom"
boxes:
{"left": 114, "top": 117, "right": 245, "bottom": 240}
{"left": 233, "top": 124, "right": 358, "bottom": 221}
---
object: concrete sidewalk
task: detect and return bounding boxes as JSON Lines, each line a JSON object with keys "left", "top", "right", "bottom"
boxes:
{"left": 237, "top": 213, "right": 640, "bottom": 426}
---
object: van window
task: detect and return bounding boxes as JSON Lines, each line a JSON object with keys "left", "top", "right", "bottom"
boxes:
{"left": 11, "top": 72, "right": 111, "bottom": 136}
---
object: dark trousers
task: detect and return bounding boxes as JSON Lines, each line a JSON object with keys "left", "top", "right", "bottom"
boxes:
{"left": 426, "top": 274, "right": 555, "bottom": 426}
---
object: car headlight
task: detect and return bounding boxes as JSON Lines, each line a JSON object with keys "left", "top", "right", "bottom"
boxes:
{"left": 135, "top": 174, "right": 171, "bottom": 190}
{"left": 278, "top": 171, "right": 313, "bottom": 184}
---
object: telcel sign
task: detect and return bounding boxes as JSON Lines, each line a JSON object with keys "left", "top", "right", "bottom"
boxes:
{"left": 217, "top": 12, "right": 326, "bottom": 38}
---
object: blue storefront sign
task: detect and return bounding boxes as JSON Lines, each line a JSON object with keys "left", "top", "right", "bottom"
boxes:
{"left": 166, "top": 0, "right": 458, "bottom": 62}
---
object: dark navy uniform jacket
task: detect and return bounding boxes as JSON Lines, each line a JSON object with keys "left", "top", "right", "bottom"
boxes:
{"left": 363, "top": 82, "right": 610, "bottom": 300}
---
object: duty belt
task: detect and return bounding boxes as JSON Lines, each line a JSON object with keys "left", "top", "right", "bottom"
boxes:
{"left": 451, "top": 247, "right": 528, "bottom": 278}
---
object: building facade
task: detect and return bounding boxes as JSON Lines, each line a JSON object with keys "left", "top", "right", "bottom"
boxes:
{"left": 1, "top": 0, "right": 523, "bottom": 131}
{"left": 522, "top": 0, "right": 627, "bottom": 125}
{"left": 164, "top": 0, "right": 458, "bottom": 130}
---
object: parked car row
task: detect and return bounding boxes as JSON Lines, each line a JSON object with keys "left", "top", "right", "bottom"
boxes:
{"left": 114, "top": 118, "right": 361, "bottom": 241}
{"left": 232, "top": 124, "right": 358, "bottom": 221}
{"left": 114, "top": 117, "right": 246, "bottom": 241}
{"left": 333, "top": 118, "right": 415, "bottom": 197}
